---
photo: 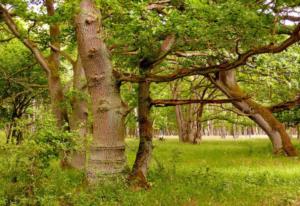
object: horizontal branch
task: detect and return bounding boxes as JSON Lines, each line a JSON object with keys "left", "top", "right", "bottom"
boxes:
{"left": 151, "top": 97, "right": 248, "bottom": 107}
{"left": 269, "top": 95, "right": 300, "bottom": 113}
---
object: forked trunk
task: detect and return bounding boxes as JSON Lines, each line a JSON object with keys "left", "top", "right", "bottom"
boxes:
{"left": 76, "top": 0, "right": 126, "bottom": 177}
{"left": 214, "top": 70, "right": 297, "bottom": 156}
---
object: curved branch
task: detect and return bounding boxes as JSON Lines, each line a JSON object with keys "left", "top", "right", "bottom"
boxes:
{"left": 0, "top": 4, "right": 50, "bottom": 74}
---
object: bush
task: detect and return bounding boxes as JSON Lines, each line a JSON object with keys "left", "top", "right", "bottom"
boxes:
{"left": 0, "top": 115, "right": 83, "bottom": 205}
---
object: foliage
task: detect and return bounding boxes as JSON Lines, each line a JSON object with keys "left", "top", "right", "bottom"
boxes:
{"left": 0, "top": 114, "right": 82, "bottom": 205}
{"left": 0, "top": 39, "right": 46, "bottom": 127}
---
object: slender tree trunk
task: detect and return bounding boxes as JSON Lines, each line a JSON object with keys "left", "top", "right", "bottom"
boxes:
{"left": 130, "top": 80, "right": 153, "bottom": 186}
{"left": 212, "top": 70, "right": 297, "bottom": 156}
{"left": 45, "top": 0, "right": 69, "bottom": 127}
{"left": 6, "top": 123, "right": 12, "bottom": 144}
{"left": 175, "top": 105, "right": 186, "bottom": 141}
{"left": 174, "top": 103, "right": 192, "bottom": 142}
{"left": 69, "top": 56, "right": 88, "bottom": 169}
{"left": 76, "top": 0, "right": 127, "bottom": 177}
{"left": 130, "top": 35, "right": 175, "bottom": 185}
{"left": 172, "top": 82, "right": 187, "bottom": 142}
{"left": 194, "top": 104, "right": 204, "bottom": 143}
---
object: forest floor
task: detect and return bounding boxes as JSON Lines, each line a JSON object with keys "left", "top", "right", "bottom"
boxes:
{"left": 2, "top": 138, "right": 300, "bottom": 206}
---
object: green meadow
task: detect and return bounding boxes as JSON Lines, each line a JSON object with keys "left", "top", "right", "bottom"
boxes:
{"left": 3, "top": 138, "right": 300, "bottom": 206}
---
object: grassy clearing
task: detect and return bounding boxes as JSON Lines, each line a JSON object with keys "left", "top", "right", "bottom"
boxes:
{"left": 123, "top": 139, "right": 300, "bottom": 206}
{"left": 2, "top": 138, "right": 300, "bottom": 206}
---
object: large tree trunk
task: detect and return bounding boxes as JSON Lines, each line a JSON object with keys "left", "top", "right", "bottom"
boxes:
{"left": 69, "top": 56, "right": 88, "bottom": 169}
{"left": 75, "top": 0, "right": 127, "bottom": 177}
{"left": 130, "top": 80, "right": 153, "bottom": 186}
{"left": 213, "top": 70, "right": 297, "bottom": 156}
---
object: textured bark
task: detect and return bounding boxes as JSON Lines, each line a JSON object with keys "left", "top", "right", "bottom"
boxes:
{"left": 75, "top": 0, "right": 126, "bottom": 177}
{"left": 45, "top": 0, "right": 69, "bottom": 127}
{"left": 130, "top": 81, "right": 153, "bottom": 186}
{"left": 212, "top": 70, "right": 297, "bottom": 156}
{"left": 69, "top": 56, "right": 88, "bottom": 169}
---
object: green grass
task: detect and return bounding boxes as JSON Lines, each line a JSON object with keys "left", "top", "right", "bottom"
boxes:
{"left": 2, "top": 138, "right": 300, "bottom": 206}
{"left": 123, "top": 139, "right": 300, "bottom": 206}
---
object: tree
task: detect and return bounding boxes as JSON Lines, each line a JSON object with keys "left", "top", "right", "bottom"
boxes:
{"left": 75, "top": 0, "right": 128, "bottom": 176}
{"left": 2, "top": 0, "right": 300, "bottom": 183}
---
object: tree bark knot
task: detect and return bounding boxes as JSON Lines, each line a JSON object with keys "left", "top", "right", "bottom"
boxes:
{"left": 88, "top": 48, "right": 97, "bottom": 57}
{"left": 88, "top": 74, "right": 104, "bottom": 87}
{"left": 85, "top": 13, "right": 98, "bottom": 25}
{"left": 97, "top": 100, "right": 110, "bottom": 112}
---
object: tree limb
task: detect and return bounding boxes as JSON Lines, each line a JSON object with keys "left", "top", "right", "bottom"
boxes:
{"left": 269, "top": 94, "right": 300, "bottom": 113}
{"left": 0, "top": 4, "right": 50, "bottom": 74}
{"left": 115, "top": 23, "right": 300, "bottom": 83}
{"left": 151, "top": 97, "right": 249, "bottom": 107}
